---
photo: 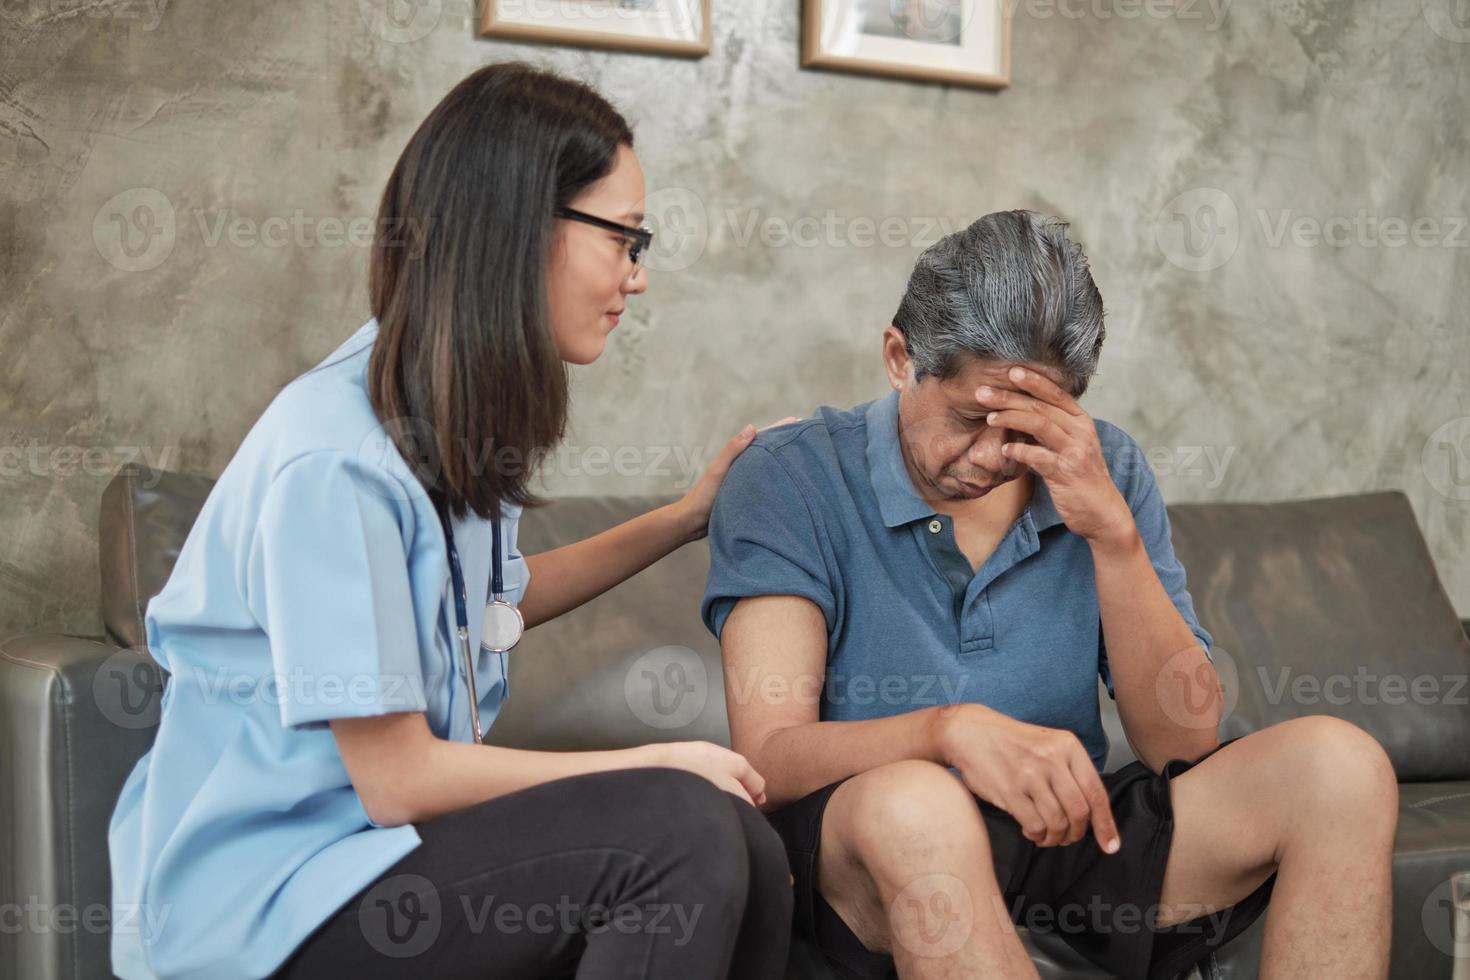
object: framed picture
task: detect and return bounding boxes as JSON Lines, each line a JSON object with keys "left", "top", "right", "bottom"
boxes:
{"left": 480, "top": 0, "right": 711, "bottom": 58}
{"left": 803, "top": 0, "right": 1011, "bottom": 90}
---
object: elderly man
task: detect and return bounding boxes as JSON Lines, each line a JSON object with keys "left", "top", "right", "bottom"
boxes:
{"left": 701, "top": 210, "right": 1397, "bottom": 980}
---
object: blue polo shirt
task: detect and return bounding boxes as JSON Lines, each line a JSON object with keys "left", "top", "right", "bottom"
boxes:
{"left": 700, "top": 389, "right": 1213, "bottom": 773}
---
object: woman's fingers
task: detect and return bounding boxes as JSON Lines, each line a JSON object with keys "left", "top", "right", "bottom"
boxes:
{"left": 708, "top": 416, "right": 799, "bottom": 474}
{"left": 693, "top": 743, "right": 766, "bottom": 808}
{"left": 692, "top": 426, "right": 757, "bottom": 487}
{"left": 719, "top": 775, "right": 756, "bottom": 807}
{"left": 730, "top": 776, "right": 756, "bottom": 808}
{"left": 660, "top": 741, "right": 764, "bottom": 808}
{"left": 728, "top": 750, "right": 767, "bottom": 806}
{"left": 723, "top": 425, "right": 759, "bottom": 461}
{"left": 703, "top": 417, "right": 800, "bottom": 483}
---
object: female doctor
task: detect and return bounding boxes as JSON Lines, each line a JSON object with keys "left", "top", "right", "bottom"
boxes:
{"left": 107, "top": 63, "right": 794, "bottom": 979}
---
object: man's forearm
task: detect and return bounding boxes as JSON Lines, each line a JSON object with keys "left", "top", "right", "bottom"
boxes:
{"left": 1090, "top": 526, "right": 1221, "bottom": 770}
{"left": 744, "top": 704, "right": 969, "bottom": 811}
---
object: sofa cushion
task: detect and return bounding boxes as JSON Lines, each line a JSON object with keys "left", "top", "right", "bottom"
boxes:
{"left": 0, "top": 636, "right": 163, "bottom": 979}
{"left": 98, "top": 464, "right": 214, "bottom": 654}
{"left": 1388, "top": 780, "right": 1470, "bottom": 978}
{"left": 1166, "top": 491, "right": 1470, "bottom": 782}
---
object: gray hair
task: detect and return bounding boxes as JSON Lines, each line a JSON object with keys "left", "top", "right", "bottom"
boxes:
{"left": 892, "top": 210, "right": 1105, "bottom": 395}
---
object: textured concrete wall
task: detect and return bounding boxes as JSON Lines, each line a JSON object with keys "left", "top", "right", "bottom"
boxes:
{"left": 1, "top": 0, "right": 1466, "bottom": 639}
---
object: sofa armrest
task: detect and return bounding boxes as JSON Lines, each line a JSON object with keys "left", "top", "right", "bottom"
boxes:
{"left": 0, "top": 634, "right": 165, "bottom": 980}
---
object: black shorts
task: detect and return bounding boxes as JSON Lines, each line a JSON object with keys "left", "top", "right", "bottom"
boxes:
{"left": 767, "top": 736, "right": 1277, "bottom": 980}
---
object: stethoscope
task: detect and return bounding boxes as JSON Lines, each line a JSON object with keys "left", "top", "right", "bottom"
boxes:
{"left": 438, "top": 506, "right": 523, "bottom": 744}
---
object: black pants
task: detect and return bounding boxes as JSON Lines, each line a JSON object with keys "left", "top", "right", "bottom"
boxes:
{"left": 273, "top": 767, "right": 793, "bottom": 979}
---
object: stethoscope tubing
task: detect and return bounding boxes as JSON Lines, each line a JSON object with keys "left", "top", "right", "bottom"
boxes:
{"left": 439, "top": 505, "right": 521, "bottom": 744}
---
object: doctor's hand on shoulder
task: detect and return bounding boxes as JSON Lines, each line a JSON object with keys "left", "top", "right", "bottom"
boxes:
{"left": 672, "top": 416, "right": 803, "bottom": 543}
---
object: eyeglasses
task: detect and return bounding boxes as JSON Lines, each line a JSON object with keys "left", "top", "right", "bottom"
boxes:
{"left": 554, "top": 206, "right": 654, "bottom": 273}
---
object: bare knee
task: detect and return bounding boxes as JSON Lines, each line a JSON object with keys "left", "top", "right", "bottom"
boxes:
{"left": 818, "top": 761, "right": 994, "bottom": 953}
{"left": 830, "top": 760, "right": 989, "bottom": 870}
{"left": 1280, "top": 716, "right": 1398, "bottom": 823}
{"left": 821, "top": 760, "right": 995, "bottom": 910}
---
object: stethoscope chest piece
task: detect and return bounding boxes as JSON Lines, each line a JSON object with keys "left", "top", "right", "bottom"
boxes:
{"left": 481, "top": 598, "right": 523, "bottom": 654}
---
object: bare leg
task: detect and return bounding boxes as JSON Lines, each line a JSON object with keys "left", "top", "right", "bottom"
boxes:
{"left": 816, "top": 760, "right": 1042, "bottom": 980}
{"left": 1156, "top": 715, "right": 1398, "bottom": 979}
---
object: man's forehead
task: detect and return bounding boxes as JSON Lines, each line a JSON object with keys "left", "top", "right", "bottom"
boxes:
{"left": 936, "top": 358, "right": 1067, "bottom": 397}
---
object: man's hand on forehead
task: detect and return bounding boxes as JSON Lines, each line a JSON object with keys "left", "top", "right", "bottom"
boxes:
{"left": 975, "top": 366, "right": 1134, "bottom": 546}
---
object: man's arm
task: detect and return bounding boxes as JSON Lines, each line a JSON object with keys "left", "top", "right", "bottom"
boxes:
{"left": 721, "top": 593, "right": 1122, "bottom": 851}
{"left": 976, "top": 367, "right": 1223, "bottom": 775}
{"left": 721, "top": 593, "right": 956, "bottom": 811}
{"left": 1091, "top": 527, "right": 1221, "bottom": 771}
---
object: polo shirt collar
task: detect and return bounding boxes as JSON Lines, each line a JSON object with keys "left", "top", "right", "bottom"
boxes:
{"left": 863, "top": 388, "right": 1066, "bottom": 532}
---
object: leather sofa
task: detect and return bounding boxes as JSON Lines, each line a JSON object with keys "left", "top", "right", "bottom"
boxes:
{"left": 3, "top": 463, "right": 1469, "bottom": 979}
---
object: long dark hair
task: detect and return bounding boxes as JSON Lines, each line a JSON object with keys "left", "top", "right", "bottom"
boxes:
{"left": 368, "top": 62, "right": 634, "bottom": 521}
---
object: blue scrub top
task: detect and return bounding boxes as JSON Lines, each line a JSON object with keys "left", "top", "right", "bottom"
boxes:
{"left": 108, "top": 320, "right": 529, "bottom": 979}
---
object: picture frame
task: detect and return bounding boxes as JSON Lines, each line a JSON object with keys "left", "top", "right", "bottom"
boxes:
{"left": 803, "top": 0, "right": 1011, "bottom": 90}
{"left": 480, "top": 0, "right": 712, "bottom": 58}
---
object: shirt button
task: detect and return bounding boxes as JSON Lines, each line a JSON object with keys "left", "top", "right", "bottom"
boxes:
{"left": 928, "top": 519, "right": 942, "bottom": 534}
